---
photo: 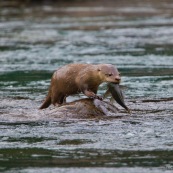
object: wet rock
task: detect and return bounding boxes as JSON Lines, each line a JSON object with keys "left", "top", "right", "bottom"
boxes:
{"left": 41, "top": 98, "right": 119, "bottom": 119}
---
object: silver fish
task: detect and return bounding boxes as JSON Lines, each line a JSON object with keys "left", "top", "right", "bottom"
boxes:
{"left": 104, "top": 83, "right": 130, "bottom": 114}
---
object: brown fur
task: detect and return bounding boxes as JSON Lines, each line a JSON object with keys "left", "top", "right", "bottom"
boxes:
{"left": 40, "top": 63, "right": 120, "bottom": 109}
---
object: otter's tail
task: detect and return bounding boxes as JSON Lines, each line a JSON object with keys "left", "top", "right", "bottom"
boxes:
{"left": 39, "top": 94, "right": 51, "bottom": 109}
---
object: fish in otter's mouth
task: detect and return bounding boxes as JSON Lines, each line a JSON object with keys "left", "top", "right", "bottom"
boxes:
{"left": 105, "top": 83, "right": 131, "bottom": 114}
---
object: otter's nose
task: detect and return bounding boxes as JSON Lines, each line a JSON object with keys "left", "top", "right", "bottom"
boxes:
{"left": 115, "top": 76, "right": 121, "bottom": 83}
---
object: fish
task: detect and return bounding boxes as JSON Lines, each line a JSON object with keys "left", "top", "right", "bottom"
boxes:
{"left": 104, "top": 83, "right": 131, "bottom": 114}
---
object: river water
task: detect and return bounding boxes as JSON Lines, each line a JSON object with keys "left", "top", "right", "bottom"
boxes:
{"left": 0, "top": 0, "right": 173, "bottom": 172}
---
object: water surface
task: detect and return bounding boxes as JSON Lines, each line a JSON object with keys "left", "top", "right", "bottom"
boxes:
{"left": 0, "top": 0, "right": 173, "bottom": 172}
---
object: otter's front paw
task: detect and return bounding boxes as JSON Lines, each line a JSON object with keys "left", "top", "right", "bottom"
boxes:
{"left": 95, "top": 95, "right": 103, "bottom": 100}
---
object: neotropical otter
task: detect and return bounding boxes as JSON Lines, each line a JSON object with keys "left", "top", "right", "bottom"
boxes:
{"left": 40, "top": 63, "right": 121, "bottom": 109}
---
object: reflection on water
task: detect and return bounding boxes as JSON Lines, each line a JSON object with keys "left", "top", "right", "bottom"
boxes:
{"left": 0, "top": 0, "right": 173, "bottom": 172}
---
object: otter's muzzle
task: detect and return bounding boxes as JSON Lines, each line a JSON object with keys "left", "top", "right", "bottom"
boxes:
{"left": 115, "top": 76, "right": 121, "bottom": 83}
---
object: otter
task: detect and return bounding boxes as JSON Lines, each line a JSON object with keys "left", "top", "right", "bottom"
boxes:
{"left": 40, "top": 63, "right": 121, "bottom": 109}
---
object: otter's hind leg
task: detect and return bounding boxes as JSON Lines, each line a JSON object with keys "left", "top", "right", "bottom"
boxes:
{"left": 52, "top": 94, "right": 66, "bottom": 106}
{"left": 62, "top": 95, "right": 67, "bottom": 104}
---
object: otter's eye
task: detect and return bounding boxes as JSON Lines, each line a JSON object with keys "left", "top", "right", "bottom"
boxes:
{"left": 106, "top": 73, "right": 112, "bottom": 76}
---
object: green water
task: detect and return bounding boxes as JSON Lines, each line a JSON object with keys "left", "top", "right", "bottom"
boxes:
{"left": 0, "top": 1, "right": 173, "bottom": 172}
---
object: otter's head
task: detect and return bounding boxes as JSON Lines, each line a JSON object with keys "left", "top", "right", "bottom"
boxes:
{"left": 97, "top": 64, "right": 121, "bottom": 84}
